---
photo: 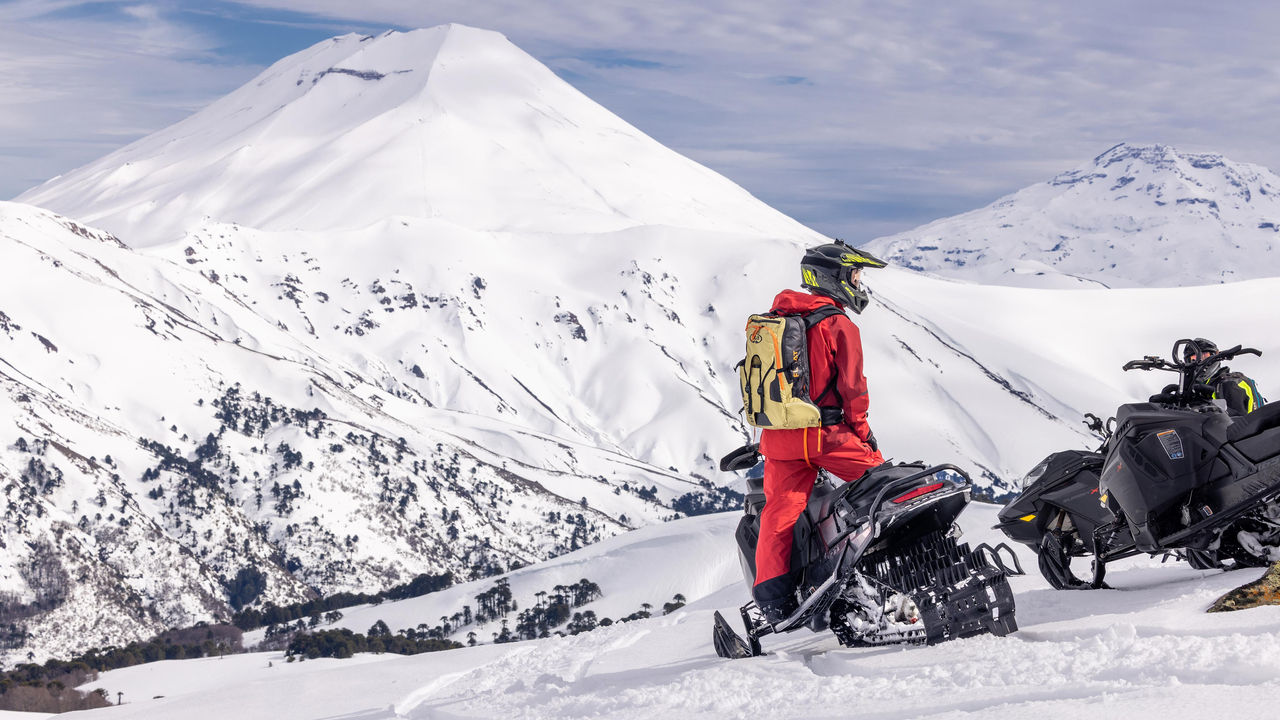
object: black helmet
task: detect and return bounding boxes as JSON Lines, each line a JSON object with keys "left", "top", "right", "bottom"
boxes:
{"left": 800, "top": 240, "right": 889, "bottom": 314}
{"left": 1183, "top": 337, "right": 1221, "bottom": 382}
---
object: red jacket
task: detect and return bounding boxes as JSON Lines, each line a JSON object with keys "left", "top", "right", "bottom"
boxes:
{"left": 758, "top": 290, "right": 875, "bottom": 461}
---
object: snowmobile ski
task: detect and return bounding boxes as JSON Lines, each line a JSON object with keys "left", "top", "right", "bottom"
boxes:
{"left": 712, "top": 610, "right": 761, "bottom": 659}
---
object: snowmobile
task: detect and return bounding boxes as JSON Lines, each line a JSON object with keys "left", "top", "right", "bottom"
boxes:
{"left": 996, "top": 339, "right": 1280, "bottom": 589}
{"left": 713, "top": 445, "right": 1023, "bottom": 658}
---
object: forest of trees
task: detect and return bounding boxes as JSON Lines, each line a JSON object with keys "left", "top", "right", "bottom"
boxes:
{"left": 0, "top": 624, "right": 242, "bottom": 713}
{"left": 285, "top": 624, "right": 461, "bottom": 660}
{"left": 232, "top": 570, "right": 455, "bottom": 631}
{"left": 671, "top": 479, "right": 744, "bottom": 516}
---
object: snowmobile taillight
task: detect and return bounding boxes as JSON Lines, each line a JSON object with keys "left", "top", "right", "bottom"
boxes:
{"left": 892, "top": 482, "right": 945, "bottom": 504}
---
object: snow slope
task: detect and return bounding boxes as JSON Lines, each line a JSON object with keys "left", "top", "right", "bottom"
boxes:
{"left": 5, "top": 197, "right": 1280, "bottom": 665}
{"left": 866, "top": 143, "right": 1280, "bottom": 288}
{"left": 0, "top": 202, "right": 714, "bottom": 664}
{"left": 72, "top": 503, "right": 1280, "bottom": 720}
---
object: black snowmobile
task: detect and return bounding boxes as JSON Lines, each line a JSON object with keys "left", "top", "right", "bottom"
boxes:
{"left": 713, "top": 445, "right": 1022, "bottom": 658}
{"left": 996, "top": 339, "right": 1280, "bottom": 589}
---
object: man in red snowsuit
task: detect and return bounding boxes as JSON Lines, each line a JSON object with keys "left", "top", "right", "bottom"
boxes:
{"left": 752, "top": 242, "right": 888, "bottom": 624}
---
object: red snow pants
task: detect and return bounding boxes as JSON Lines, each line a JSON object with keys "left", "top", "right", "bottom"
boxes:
{"left": 754, "top": 431, "right": 883, "bottom": 589}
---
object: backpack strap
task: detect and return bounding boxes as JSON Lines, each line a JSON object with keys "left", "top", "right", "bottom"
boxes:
{"left": 801, "top": 305, "right": 845, "bottom": 424}
{"left": 801, "top": 305, "right": 843, "bottom": 328}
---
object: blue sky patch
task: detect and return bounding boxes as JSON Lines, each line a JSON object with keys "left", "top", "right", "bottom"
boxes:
{"left": 178, "top": 2, "right": 403, "bottom": 65}
{"left": 34, "top": 1, "right": 130, "bottom": 23}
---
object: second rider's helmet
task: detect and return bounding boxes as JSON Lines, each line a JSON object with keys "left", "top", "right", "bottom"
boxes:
{"left": 800, "top": 240, "right": 889, "bottom": 314}
{"left": 1183, "top": 337, "right": 1221, "bottom": 383}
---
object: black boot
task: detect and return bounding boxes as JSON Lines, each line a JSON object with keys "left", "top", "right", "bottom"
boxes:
{"left": 758, "top": 596, "right": 798, "bottom": 625}
{"left": 753, "top": 575, "right": 798, "bottom": 625}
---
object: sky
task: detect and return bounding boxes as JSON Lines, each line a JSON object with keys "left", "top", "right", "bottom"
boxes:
{"left": 3, "top": 1, "right": 1280, "bottom": 242}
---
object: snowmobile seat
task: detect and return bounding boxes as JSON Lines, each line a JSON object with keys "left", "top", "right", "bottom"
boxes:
{"left": 831, "top": 463, "right": 922, "bottom": 518}
{"left": 806, "top": 475, "right": 850, "bottom": 523}
{"left": 1226, "top": 402, "right": 1280, "bottom": 442}
{"left": 1226, "top": 403, "right": 1280, "bottom": 463}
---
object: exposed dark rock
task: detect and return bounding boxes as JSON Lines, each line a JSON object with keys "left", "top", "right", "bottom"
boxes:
{"left": 1207, "top": 562, "right": 1280, "bottom": 612}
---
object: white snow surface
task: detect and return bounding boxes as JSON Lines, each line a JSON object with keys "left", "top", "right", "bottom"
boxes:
{"left": 69, "top": 503, "right": 1280, "bottom": 720}
{"left": 865, "top": 143, "right": 1280, "bottom": 288}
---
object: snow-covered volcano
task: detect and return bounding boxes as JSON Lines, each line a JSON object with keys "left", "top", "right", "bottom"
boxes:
{"left": 17, "top": 24, "right": 818, "bottom": 247}
{"left": 865, "top": 143, "right": 1280, "bottom": 288}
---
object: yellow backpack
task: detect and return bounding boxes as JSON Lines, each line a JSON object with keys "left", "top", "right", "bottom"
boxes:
{"left": 738, "top": 306, "right": 843, "bottom": 429}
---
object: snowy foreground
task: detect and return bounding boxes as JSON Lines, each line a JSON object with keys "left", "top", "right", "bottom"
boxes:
{"left": 35, "top": 503, "right": 1280, "bottom": 720}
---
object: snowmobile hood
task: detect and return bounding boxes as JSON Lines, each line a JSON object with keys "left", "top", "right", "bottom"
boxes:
{"left": 770, "top": 289, "right": 843, "bottom": 315}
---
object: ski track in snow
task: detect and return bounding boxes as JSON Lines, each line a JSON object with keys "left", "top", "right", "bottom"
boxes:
{"left": 74, "top": 504, "right": 1280, "bottom": 720}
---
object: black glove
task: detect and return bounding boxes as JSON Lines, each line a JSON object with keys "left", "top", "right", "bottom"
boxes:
{"left": 864, "top": 431, "right": 878, "bottom": 452}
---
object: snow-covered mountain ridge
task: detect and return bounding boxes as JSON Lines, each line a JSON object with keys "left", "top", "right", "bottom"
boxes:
{"left": 0, "top": 202, "right": 718, "bottom": 666}
{"left": 4, "top": 24, "right": 833, "bottom": 664}
{"left": 865, "top": 143, "right": 1280, "bottom": 288}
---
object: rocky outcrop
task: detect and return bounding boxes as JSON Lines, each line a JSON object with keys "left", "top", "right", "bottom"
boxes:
{"left": 1207, "top": 562, "right": 1280, "bottom": 612}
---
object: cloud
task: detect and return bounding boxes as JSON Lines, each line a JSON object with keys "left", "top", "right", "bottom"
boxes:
{"left": 0, "top": 2, "right": 251, "bottom": 194}
{"left": 5, "top": 0, "right": 1280, "bottom": 239}
{"left": 573, "top": 50, "right": 669, "bottom": 71}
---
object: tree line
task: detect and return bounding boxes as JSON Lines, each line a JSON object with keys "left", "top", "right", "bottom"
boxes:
{"left": 0, "top": 624, "right": 242, "bottom": 713}
{"left": 231, "top": 569, "right": 454, "bottom": 631}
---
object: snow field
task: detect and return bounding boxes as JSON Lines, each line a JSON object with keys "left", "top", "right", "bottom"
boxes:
{"left": 78, "top": 503, "right": 1280, "bottom": 720}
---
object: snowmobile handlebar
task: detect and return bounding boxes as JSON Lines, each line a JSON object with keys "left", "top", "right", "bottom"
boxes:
{"left": 1082, "top": 413, "right": 1114, "bottom": 443}
{"left": 1123, "top": 342, "right": 1262, "bottom": 375}
{"left": 1122, "top": 356, "right": 1169, "bottom": 372}
{"left": 1122, "top": 340, "right": 1262, "bottom": 410}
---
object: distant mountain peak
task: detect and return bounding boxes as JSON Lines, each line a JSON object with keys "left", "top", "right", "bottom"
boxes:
{"left": 866, "top": 143, "right": 1280, "bottom": 288}
{"left": 19, "top": 24, "right": 814, "bottom": 248}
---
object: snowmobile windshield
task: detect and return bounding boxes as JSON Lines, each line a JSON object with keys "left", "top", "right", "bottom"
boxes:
{"left": 1017, "top": 459, "right": 1051, "bottom": 491}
